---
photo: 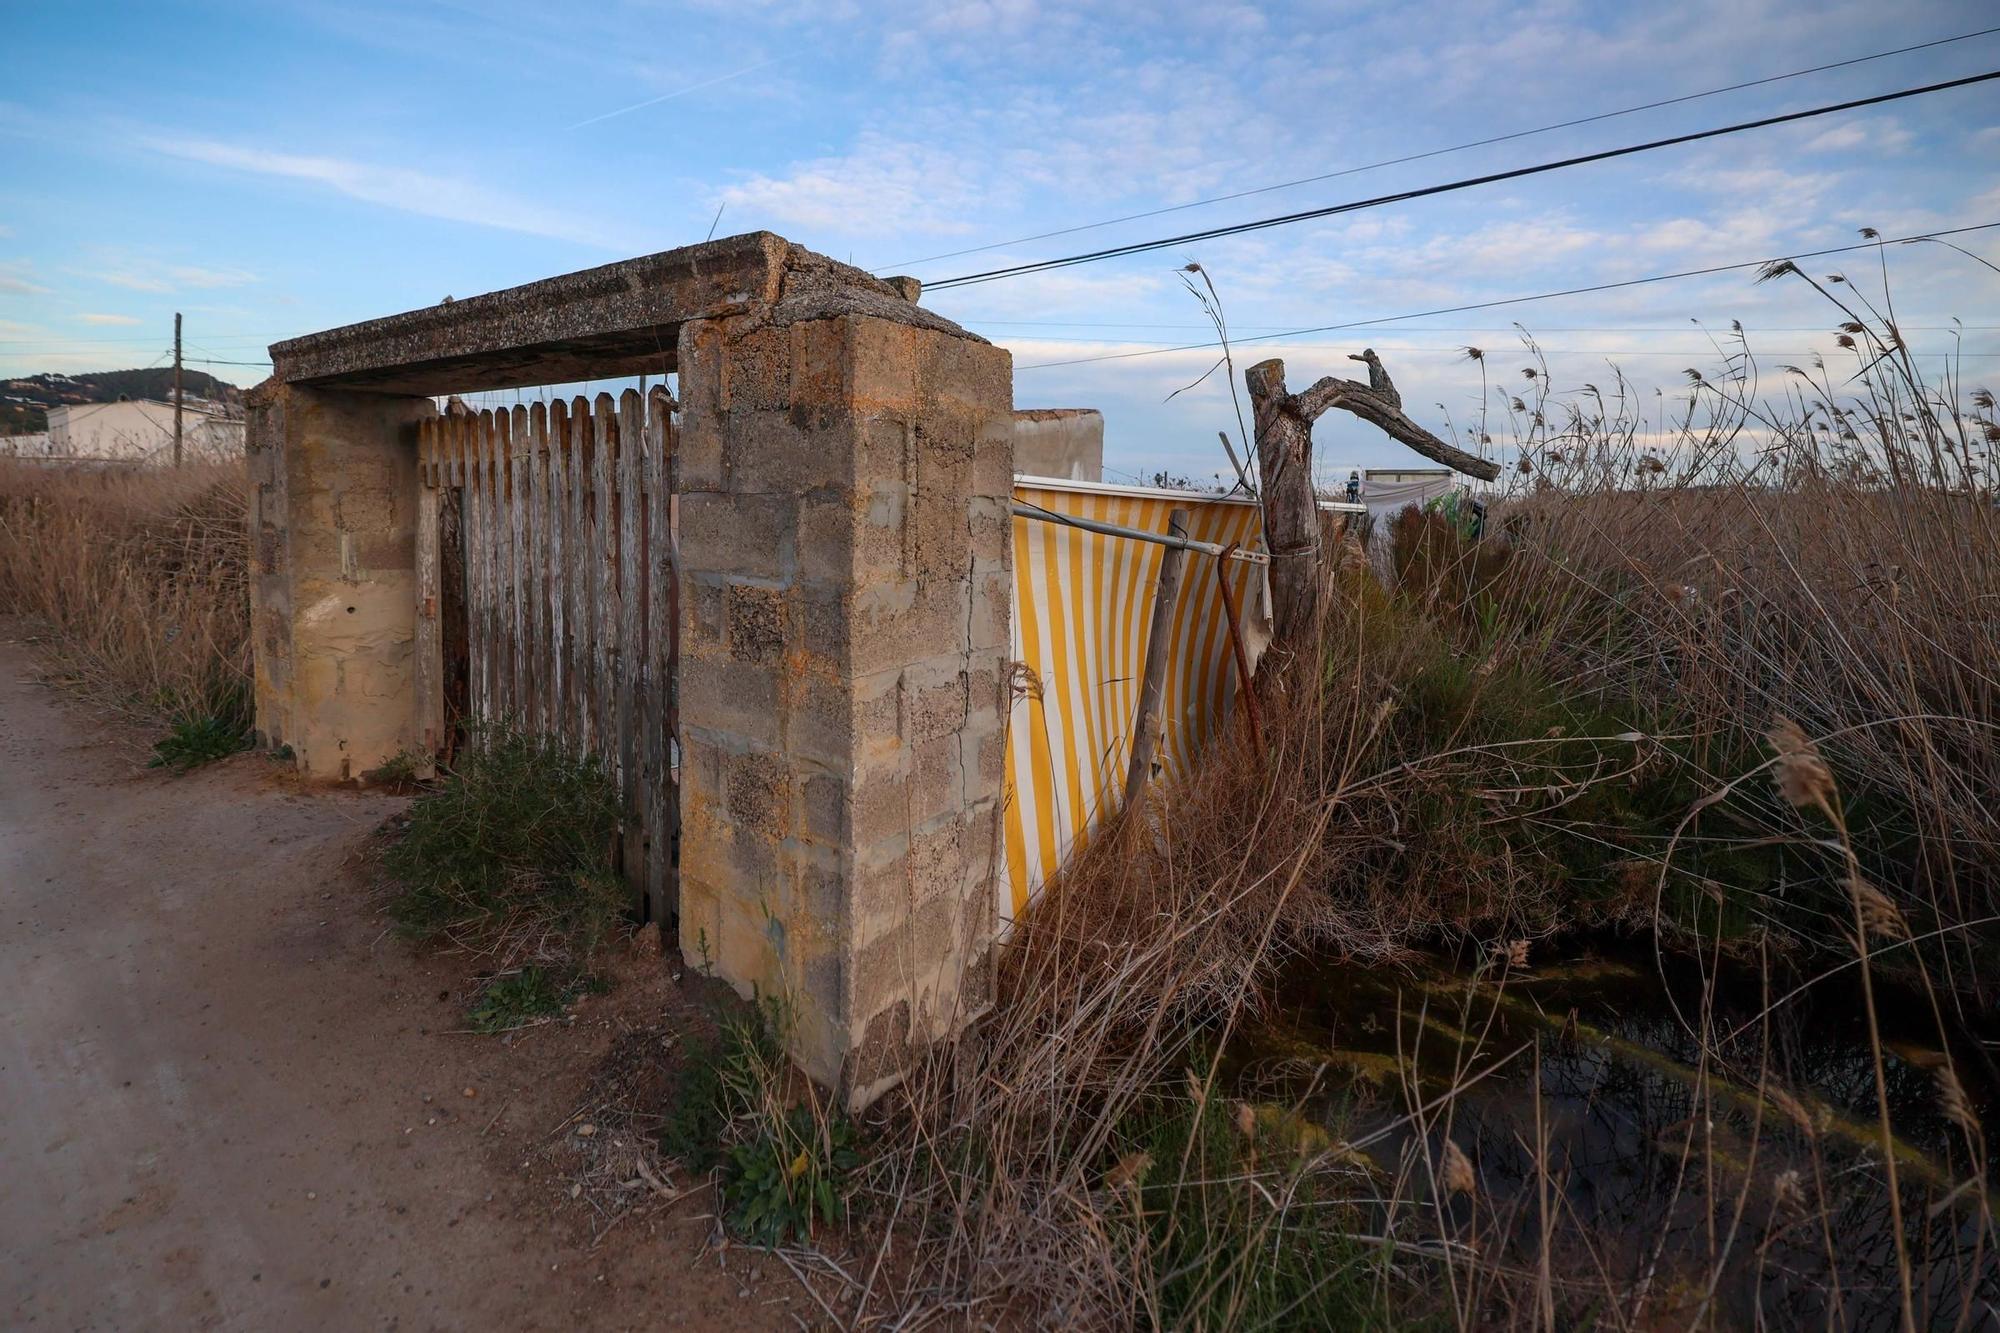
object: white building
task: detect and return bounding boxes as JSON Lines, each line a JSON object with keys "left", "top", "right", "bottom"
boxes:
{"left": 1359, "top": 466, "right": 1456, "bottom": 521}
{"left": 42, "top": 399, "right": 244, "bottom": 464}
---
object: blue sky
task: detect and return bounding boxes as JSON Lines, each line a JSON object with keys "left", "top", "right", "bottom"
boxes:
{"left": 4, "top": 0, "right": 1998, "bottom": 484}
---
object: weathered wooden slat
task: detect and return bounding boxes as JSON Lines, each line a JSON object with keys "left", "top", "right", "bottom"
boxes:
{"left": 642, "top": 388, "right": 675, "bottom": 921}
{"left": 443, "top": 413, "right": 466, "bottom": 754}
{"left": 468, "top": 412, "right": 491, "bottom": 724}
{"left": 487, "top": 408, "right": 509, "bottom": 721}
{"left": 414, "top": 421, "right": 443, "bottom": 780}
{"left": 616, "top": 388, "right": 644, "bottom": 893}
{"left": 547, "top": 398, "right": 569, "bottom": 753}
{"left": 593, "top": 393, "right": 620, "bottom": 776}
{"left": 526, "top": 402, "right": 549, "bottom": 735}
{"left": 572, "top": 399, "right": 588, "bottom": 752}
{"left": 508, "top": 405, "right": 530, "bottom": 724}
{"left": 485, "top": 408, "right": 505, "bottom": 724}
{"left": 541, "top": 402, "right": 561, "bottom": 741}
{"left": 442, "top": 412, "right": 460, "bottom": 488}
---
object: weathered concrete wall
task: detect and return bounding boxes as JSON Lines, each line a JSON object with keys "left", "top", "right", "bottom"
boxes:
{"left": 1012, "top": 407, "right": 1102, "bottom": 482}
{"left": 675, "top": 306, "right": 1013, "bottom": 1101}
{"left": 246, "top": 383, "right": 433, "bottom": 780}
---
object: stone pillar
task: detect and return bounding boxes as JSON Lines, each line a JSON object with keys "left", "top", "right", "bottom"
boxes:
{"left": 246, "top": 383, "right": 434, "bottom": 780}
{"left": 675, "top": 309, "right": 1013, "bottom": 1102}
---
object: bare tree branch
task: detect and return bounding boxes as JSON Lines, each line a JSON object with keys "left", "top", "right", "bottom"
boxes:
{"left": 1295, "top": 350, "right": 1500, "bottom": 481}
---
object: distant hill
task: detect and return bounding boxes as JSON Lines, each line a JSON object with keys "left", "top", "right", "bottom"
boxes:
{"left": 0, "top": 368, "right": 243, "bottom": 434}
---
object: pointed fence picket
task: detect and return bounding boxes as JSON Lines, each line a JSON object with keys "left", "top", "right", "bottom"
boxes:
{"left": 416, "top": 394, "right": 679, "bottom": 922}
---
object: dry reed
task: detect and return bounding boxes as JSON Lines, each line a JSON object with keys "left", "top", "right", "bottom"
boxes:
{"left": 859, "top": 258, "right": 1999, "bottom": 1328}
{"left": 0, "top": 457, "right": 250, "bottom": 723}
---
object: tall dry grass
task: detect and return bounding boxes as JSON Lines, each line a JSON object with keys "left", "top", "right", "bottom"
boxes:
{"left": 858, "top": 260, "right": 1999, "bottom": 1328}
{"left": 0, "top": 458, "right": 250, "bottom": 723}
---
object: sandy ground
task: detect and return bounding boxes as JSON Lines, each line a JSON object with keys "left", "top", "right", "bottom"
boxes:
{"left": 0, "top": 632, "right": 796, "bottom": 1331}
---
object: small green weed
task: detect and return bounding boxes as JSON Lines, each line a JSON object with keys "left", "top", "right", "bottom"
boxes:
{"left": 465, "top": 965, "right": 603, "bottom": 1032}
{"left": 662, "top": 997, "right": 862, "bottom": 1247}
{"left": 148, "top": 693, "right": 251, "bottom": 772}
{"left": 725, "top": 1104, "right": 860, "bottom": 1247}
{"left": 363, "top": 749, "right": 429, "bottom": 788}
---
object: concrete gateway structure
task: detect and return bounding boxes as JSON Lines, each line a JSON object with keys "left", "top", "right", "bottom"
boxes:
{"left": 247, "top": 233, "right": 1014, "bottom": 1100}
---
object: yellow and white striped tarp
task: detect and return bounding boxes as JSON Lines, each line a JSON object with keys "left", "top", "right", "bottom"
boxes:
{"left": 1002, "top": 477, "right": 1269, "bottom": 926}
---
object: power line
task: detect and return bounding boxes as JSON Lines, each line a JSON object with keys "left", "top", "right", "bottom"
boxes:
{"left": 928, "top": 70, "right": 2000, "bottom": 291}
{"left": 891, "top": 25, "right": 2000, "bottom": 271}
{"left": 957, "top": 319, "right": 2000, "bottom": 334}
{"left": 0, "top": 332, "right": 273, "bottom": 347}
{"left": 996, "top": 340, "right": 2000, "bottom": 358}
{"left": 1014, "top": 221, "right": 2000, "bottom": 370}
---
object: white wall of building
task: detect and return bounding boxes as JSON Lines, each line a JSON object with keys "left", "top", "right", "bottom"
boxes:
{"left": 44, "top": 400, "right": 244, "bottom": 464}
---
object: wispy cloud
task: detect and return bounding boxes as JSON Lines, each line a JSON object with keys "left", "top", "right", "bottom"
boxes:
{"left": 145, "top": 137, "right": 643, "bottom": 251}
{"left": 1803, "top": 117, "right": 1913, "bottom": 155}
{"left": 567, "top": 52, "right": 793, "bottom": 130}
{"left": 0, "top": 260, "right": 49, "bottom": 296}
{"left": 715, "top": 132, "right": 993, "bottom": 240}
{"left": 89, "top": 263, "right": 259, "bottom": 293}
{"left": 77, "top": 312, "right": 142, "bottom": 326}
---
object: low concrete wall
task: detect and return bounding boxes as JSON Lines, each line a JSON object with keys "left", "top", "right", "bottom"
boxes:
{"left": 1012, "top": 408, "right": 1102, "bottom": 482}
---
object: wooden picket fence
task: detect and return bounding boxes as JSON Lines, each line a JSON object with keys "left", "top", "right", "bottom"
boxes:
{"left": 414, "top": 388, "right": 679, "bottom": 922}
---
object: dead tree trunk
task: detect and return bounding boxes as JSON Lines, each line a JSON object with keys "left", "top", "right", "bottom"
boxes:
{"left": 1246, "top": 359, "right": 1323, "bottom": 686}
{"left": 1247, "top": 349, "right": 1500, "bottom": 688}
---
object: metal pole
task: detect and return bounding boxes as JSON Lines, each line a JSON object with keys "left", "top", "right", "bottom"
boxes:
{"left": 172, "top": 312, "right": 183, "bottom": 468}
{"left": 1214, "top": 542, "right": 1263, "bottom": 754}
{"left": 1010, "top": 500, "right": 1268, "bottom": 565}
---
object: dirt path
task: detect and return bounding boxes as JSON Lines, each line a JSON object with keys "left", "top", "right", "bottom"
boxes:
{"left": 0, "top": 634, "right": 787, "bottom": 1331}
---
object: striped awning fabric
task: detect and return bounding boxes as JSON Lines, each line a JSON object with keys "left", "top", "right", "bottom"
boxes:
{"left": 1002, "top": 477, "right": 1269, "bottom": 926}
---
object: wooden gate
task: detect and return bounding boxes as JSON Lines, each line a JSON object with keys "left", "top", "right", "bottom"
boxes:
{"left": 413, "top": 387, "right": 678, "bottom": 921}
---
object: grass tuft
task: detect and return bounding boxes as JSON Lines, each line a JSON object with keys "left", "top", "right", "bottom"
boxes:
{"left": 664, "top": 998, "right": 863, "bottom": 1248}
{"left": 147, "top": 685, "right": 252, "bottom": 772}
{"left": 382, "top": 723, "right": 625, "bottom": 962}
{"left": 465, "top": 965, "right": 603, "bottom": 1032}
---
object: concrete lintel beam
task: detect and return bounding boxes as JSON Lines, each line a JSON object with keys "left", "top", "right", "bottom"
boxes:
{"left": 271, "top": 233, "right": 795, "bottom": 395}
{"left": 268, "top": 233, "right": 977, "bottom": 397}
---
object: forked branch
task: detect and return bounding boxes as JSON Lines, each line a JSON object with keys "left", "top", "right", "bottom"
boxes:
{"left": 1298, "top": 351, "right": 1499, "bottom": 482}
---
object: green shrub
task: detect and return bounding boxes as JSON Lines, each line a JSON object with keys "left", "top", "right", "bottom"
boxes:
{"left": 148, "top": 684, "right": 251, "bottom": 772}
{"left": 382, "top": 723, "right": 624, "bottom": 955}
{"left": 725, "top": 1104, "right": 860, "bottom": 1247}
{"left": 662, "top": 998, "right": 862, "bottom": 1247}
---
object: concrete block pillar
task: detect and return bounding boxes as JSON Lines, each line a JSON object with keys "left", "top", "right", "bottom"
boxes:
{"left": 246, "top": 382, "right": 434, "bottom": 780}
{"left": 674, "top": 309, "right": 1014, "bottom": 1102}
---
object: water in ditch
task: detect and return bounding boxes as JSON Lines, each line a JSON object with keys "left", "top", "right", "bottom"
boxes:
{"left": 1231, "top": 944, "right": 1999, "bottom": 1329}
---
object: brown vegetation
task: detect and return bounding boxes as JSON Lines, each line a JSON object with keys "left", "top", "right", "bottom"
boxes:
{"left": 861, "top": 269, "right": 1999, "bottom": 1327}
{"left": 0, "top": 458, "right": 249, "bottom": 724}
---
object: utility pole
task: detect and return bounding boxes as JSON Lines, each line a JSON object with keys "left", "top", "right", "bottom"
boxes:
{"left": 172, "top": 312, "right": 184, "bottom": 468}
